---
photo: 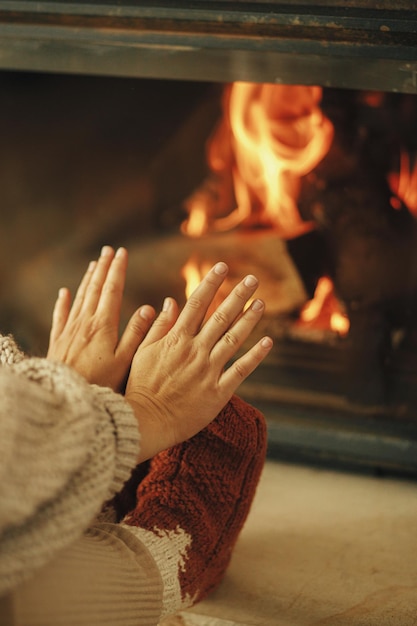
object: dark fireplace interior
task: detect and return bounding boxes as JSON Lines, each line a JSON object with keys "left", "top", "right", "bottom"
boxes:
{"left": 1, "top": 1, "right": 417, "bottom": 476}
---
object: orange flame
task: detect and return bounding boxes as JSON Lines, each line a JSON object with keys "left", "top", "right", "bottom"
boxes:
{"left": 299, "top": 276, "right": 350, "bottom": 336}
{"left": 183, "top": 83, "right": 334, "bottom": 238}
{"left": 389, "top": 151, "right": 417, "bottom": 216}
{"left": 181, "top": 83, "right": 348, "bottom": 337}
{"left": 183, "top": 201, "right": 209, "bottom": 239}
{"left": 181, "top": 256, "right": 212, "bottom": 300}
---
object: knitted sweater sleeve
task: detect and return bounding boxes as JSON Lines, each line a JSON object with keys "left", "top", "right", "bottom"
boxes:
{"left": 0, "top": 335, "right": 140, "bottom": 595}
{"left": 7, "top": 524, "right": 164, "bottom": 626}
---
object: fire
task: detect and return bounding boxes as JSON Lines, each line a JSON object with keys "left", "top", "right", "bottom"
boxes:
{"left": 181, "top": 256, "right": 228, "bottom": 320}
{"left": 389, "top": 150, "right": 417, "bottom": 216}
{"left": 299, "top": 276, "right": 350, "bottom": 336}
{"left": 182, "top": 200, "right": 209, "bottom": 238}
{"left": 181, "top": 256, "right": 212, "bottom": 300}
{"left": 181, "top": 82, "right": 349, "bottom": 337}
{"left": 182, "top": 83, "right": 334, "bottom": 238}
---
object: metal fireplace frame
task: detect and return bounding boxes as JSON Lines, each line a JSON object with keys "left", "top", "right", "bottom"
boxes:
{"left": 1, "top": 1, "right": 417, "bottom": 475}
{"left": 0, "top": 1, "right": 416, "bottom": 94}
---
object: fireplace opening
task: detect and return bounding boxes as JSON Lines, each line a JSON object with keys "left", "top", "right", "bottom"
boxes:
{"left": 1, "top": 69, "right": 417, "bottom": 476}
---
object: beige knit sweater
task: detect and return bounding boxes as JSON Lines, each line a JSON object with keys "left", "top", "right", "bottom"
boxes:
{"left": 0, "top": 334, "right": 266, "bottom": 626}
{"left": 0, "top": 335, "right": 165, "bottom": 626}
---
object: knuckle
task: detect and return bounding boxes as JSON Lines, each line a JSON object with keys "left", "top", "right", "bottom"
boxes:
{"left": 204, "top": 273, "right": 220, "bottom": 288}
{"left": 166, "top": 330, "right": 181, "bottom": 349}
{"left": 102, "top": 281, "right": 120, "bottom": 297}
{"left": 233, "top": 360, "right": 247, "bottom": 380}
{"left": 222, "top": 330, "right": 239, "bottom": 347}
{"left": 212, "top": 309, "right": 229, "bottom": 326}
{"left": 233, "top": 287, "right": 247, "bottom": 303}
{"left": 151, "top": 315, "right": 171, "bottom": 333}
{"left": 129, "top": 317, "right": 147, "bottom": 336}
{"left": 186, "top": 294, "right": 204, "bottom": 311}
{"left": 87, "top": 279, "right": 101, "bottom": 295}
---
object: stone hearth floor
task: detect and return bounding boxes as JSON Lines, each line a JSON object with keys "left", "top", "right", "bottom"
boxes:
{"left": 160, "top": 460, "right": 417, "bottom": 626}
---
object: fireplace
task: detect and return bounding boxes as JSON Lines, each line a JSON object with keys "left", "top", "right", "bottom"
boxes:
{"left": 1, "top": 1, "right": 417, "bottom": 475}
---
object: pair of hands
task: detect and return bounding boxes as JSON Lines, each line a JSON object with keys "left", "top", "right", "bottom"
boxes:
{"left": 47, "top": 246, "right": 272, "bottom": 462}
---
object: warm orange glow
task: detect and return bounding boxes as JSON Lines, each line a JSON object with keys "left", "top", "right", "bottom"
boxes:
{"left": 181, "top": 82, "right": 348, "bottom": 336}
{"left": 182, "top": 83, "right": 334, "bottom": 238}
{"left": 181, "top": 257, "right": 212, "bottom": 300}
{"left": 360, "top": 91, "right": 385, "bottom": 108}
{"left": 299, "top": 276, "right": 350, "bottom": 336}
{"left": 389, "top": 151, "right": 417, "bottom": 216}
{"left": 330, "top": 311, "right": 350, "bottom": 336}
{"left": 181, "top": 257, "right": 202, "bottom": 299}
{"left": 181, "top": 200, "right": 209, "bottom": 238}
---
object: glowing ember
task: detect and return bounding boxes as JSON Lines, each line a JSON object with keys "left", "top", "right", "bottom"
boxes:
{"left": 299, "top": 276, "right": 350, "bottom": 336}
{"left": 389, "top": 151, "right": 417, "bottom": 216}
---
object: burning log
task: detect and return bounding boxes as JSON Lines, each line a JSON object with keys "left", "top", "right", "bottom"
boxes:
{"left": 293, "top": 90, "right": 417, "bottom": 405}
{"left": 181, "top": 82, "right": 417, "bottom": 407}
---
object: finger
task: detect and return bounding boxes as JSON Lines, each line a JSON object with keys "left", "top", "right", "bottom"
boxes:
{"left": 139, "top": 297, "right": 180, "bottom": 347}
{"left": 80, "top": 245, "right": 115, "bottom": 315}
{"left": 66, "top": 260, "right": 97, "bottom": 321}
{"left": 48, "top": 287, "right": 71, "bottom": 346}
{"left": 116, "top": 305, "right": 156, "bottom": 361}
{"left": 174, "top": 262, "right": 229, "bottom": 336}
{"left": 209, "top": 297, "right": 266, "bottom": 364}
{"left": 199, "top": 274, "right": 259, "bottom": 348}
{"left": 95, "top": 247, "right": 128, "bottom": 326}
{"left": 219, "top": 335, "right": 273, "bottom": 394}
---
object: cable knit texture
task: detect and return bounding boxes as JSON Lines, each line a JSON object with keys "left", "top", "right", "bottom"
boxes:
{"left": 0, "top": 335, "right": 140, "bottom": 595}
{"left": 0, "top": 334, "right": 24, "bottom": 365}
{"left": 122, "top": 395, "right": 267, "bottom": 616}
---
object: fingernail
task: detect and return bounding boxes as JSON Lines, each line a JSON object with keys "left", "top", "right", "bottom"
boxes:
{"left": 261, "top": 336, "right": 273, "bottom": 349}
{"left": 101, "top": 245, "right": 113, "bottom": 257}
{"left": 213, "top": 262, "right": 228, "bottom": 276}
{"left": 115, "top": 247, "right": 125, "bottom": 259}
{"left": 58, "top": 288, "right": 67, "bottom": 298}
{"left": 88, "top": 260, "right": 96, "bottom": 271}
{"left": 162, "top": 297, "right": 171, "bottom": 312}
{"left": 139, "top": 305, "right": 154, "bottom": 321}
{"left": 244, "top": 274, "right": 258, "bottom": 288}
{"left": 251, "top": 298, "right": 264, "bottom": 311}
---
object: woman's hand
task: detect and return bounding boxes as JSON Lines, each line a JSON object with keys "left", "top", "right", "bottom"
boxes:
{"left": 124, "top": 261, "right": 273, "bottom": 461}
{"left": 47, "top": 246, "right": 156, "bottom": 392}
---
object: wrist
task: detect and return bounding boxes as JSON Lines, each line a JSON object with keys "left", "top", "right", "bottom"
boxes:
{"left": 90, "top": 385, "right": 141, "bottom": 493}
{"left": 125, "top": 392, "right": 174, "bottom": 463}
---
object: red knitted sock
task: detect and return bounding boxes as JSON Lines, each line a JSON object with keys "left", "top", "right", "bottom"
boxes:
{"left": 122, "top": 395, "right": 267, "bottom": 615}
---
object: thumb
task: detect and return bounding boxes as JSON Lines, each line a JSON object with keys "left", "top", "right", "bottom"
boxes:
{"left": 116, "top": 305, "right": 156, "bottom": 362}
{"left": 139, "top": 297, "right": 179, "bottom": 348}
